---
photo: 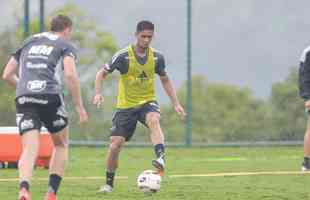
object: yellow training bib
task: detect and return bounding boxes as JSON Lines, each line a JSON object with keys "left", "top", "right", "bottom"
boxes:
{"left": 116, "top": 45, "right": 156, "bottom": 109}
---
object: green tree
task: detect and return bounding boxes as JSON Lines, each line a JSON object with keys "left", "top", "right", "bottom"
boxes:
{"left": 0, "top": 29, "right": 19, "bottom": 125}
{"left": 161, "top": 76, "right": 271, "bottom": 143}
{"left": 270, "top": 67, "right": 306, "bottom": 140}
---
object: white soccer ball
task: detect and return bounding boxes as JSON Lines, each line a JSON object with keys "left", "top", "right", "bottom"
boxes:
{"left": 137, "top": 170, "right": 161, "bottom": 193}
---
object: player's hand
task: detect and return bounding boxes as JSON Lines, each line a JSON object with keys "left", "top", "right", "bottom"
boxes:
{"left": 305, "top": 100, "right": 310, "bottom": 112}
{"left": 76, "top": 106, "right": 88, "bottom": 124}
{"left": 93, "top": 94, "right": 104, "bottom": 108}
{"left": 174, "top": 103, "right": 186, "bottom": 120}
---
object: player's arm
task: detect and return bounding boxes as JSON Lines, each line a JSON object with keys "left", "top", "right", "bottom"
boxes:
{"left": 156, "top": 53, "right": 186, "bottom": 118}
{"left": 93, "top": 52, "right": 123, "bottom": 108}
{"left": 2, "top": 57, "right": 19, "bottom": 88}
{"left": 63, "top": 56, "right": 88, "bottom": 123}
{"left": 93, "top": 67, "right": 109, "bottom": 108}
{"left": 159, "top": 74, "right": 186, "bottom": 119}
{"left": 3, "top": 36, "right": 35, "bottom": 88}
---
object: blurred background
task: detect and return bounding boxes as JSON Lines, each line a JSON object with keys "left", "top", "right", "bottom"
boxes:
{"left": 0, "top": 0, "right": 309, "bottom": 146}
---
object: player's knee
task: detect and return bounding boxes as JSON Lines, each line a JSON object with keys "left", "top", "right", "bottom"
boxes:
{"left": 306, "top": 131, "right": 310, "bottom": 139}
{"left": 147, "top": 115, "right": 160, "bottom": 127}
{"left": 54, "top": 138, "right": 69, "bottom": 148}
{"left": 51, "top": 130, "right": 69, "bottom": 148}
{"left": 109, "top": 143, "right": 122, "bottom": 152}
{"left": 109, "top": 139, "right": 123, "bottom": 151}
{"left": 306, "top": 123, "right": 310, "bottom": 134}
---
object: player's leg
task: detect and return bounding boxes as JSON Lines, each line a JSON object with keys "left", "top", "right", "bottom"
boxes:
{"left": 99, "top": 109, "right": 137, "bottom": 193}
{"left": 41, "top": 94, "right": 69, "bottom": 200}
{"left": 101, "top": 136, "right": 126, "bottom": 192}
{"left": 107, "top": 137, "right": 125, "bottom": 172}
{"left": 19, "top": 129, "right": 40, "bottom": 183}
{"left": 139, "top": 102, "right": 165, "bottom": 174}
{"left": 145, "top": 112, "right": 164, "bottom": 149}
{"left": 44, "top": 126, "right": 69, "bottom": 200}
{"left": 99, "top": 137, "right": 129, "bottom": 193}
{"left": 303, "top": 116, "right": 310, "bottom": 170}
{"left": 145, "top": 112, "right": 165, "bottom": 173}
{"left": 18, "top": 129, "right": 40, "bottom": 200}
{"left": 16, "top": 99, "right": 42, "bottom": 200}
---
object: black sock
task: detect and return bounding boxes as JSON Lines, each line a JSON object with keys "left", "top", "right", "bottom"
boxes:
{"left": 48, "top": 174, "right": 62, "bottom": 194}
{"left": 106, "top": 171, "right": 115, "bottom": 187}
{"left": 20, "top": 180, "right": 30, "bottom": 191}
{"left": 304, "top": 157, "right": 310, "bottom": 164}
{"left": 154, "top": 143, "right": 165, "bottom": 158}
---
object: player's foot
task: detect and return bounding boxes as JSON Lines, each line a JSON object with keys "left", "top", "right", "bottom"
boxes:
{"left": 98, "top": 184, "right": 113, "bottom": 193}
{"left": 44, "top": 192, "right": 57, "bottom": 200}
{"left": 18, "top": 188, "right": 31, "bottom": 200}
{"left": 302, "top": 163, "right": 310, "bottom": 171}
{"left": 302, "top": 164, "right": 310, "bottom": 171}
{"left": 152, "top": 155, "right": 165, "bottom": 176}
{"left": 302, "top": 157, "right": 310, "bottom": 171}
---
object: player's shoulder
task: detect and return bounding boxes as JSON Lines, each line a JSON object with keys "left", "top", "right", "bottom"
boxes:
{"left": 111, "top": 46, "right": 130, "bottom": 63}
{"left": 151, "top": 47, "right": 165, "bottom": 61}
{"left": 30, "top": 32, "right": 59, "bottom": 45}
{"left": 20, "top": 34, "right": 38, "bottom": 47}
{"left": 33, "top": 32, "right": 59, "bottom": 40}
{"left": 300, "top": 45, "right": 310, "bottom": 62}
{"left": 114, "top": 46, "right": 130, "bottom": 57}
{"left": 56, "top": 36, "right": 76, "bottom": 50}
{"left": 34, "top": 32, "right": 75, "bottom": 49}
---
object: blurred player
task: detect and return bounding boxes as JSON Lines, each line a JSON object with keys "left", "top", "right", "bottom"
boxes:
{"left": 299, "top": 46, "right": 310, "bottom": 171}
{"left": 2, "top": 15, "right": 88, "bottom": 200}
{"left": 93, "top": 20, "right": 186, "bottom": 193}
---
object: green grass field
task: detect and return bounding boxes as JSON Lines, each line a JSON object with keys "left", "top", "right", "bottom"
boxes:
{"left": 1, "top": 146, "right": 310, "bottom": 200}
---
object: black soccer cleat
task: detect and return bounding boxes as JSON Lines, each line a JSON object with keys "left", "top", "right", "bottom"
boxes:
{"left": 302, "top": 157, "right": 310, "bottom": 171}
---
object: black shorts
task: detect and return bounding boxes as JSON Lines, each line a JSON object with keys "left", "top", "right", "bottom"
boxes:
{"left": 15, "top": 94, "right": 68, "bottom": 135}
{"left": 111, "top": 101, "right": 160, "bottom": 141}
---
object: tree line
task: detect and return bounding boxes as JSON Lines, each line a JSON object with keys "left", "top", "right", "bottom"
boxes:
{"left": 0, "top": 3, "right": 306, "bottom": 143}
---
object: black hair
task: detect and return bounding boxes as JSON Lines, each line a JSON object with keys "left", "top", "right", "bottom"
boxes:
{"left": 136, "top": 20, "right": 154, "bottom": 32}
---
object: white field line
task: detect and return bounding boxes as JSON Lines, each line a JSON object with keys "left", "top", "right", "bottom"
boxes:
{"left": 1, "top": 171, "right": 310, "bottom": 182}
{"left": 169, "top": 171, "right": 310, "bottom": 178}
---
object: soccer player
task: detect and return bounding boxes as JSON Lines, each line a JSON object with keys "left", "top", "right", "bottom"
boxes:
{"left": 2, "top": 15, "right": 88, "bottom": 200}
{"left": 299, "top": 46, "right": 310, "bottom": 171}
{"left": 93, "top": 20, "right": 186, "bottom": 193}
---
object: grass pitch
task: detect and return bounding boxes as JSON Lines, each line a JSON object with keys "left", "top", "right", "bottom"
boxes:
{"left": 1, "top": 146, "right": 310, "bottom": 200}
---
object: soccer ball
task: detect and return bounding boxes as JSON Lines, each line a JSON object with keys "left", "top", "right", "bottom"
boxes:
{"left": 137, "top": 170, "right": 161, "bottom": 193}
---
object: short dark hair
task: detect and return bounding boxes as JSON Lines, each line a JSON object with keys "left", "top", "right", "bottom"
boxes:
{"left": 50, "top": 15, "right": 73, "bottom": 32}
{"left": 136, "top": 20, "right": 154, "bottom": 32}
